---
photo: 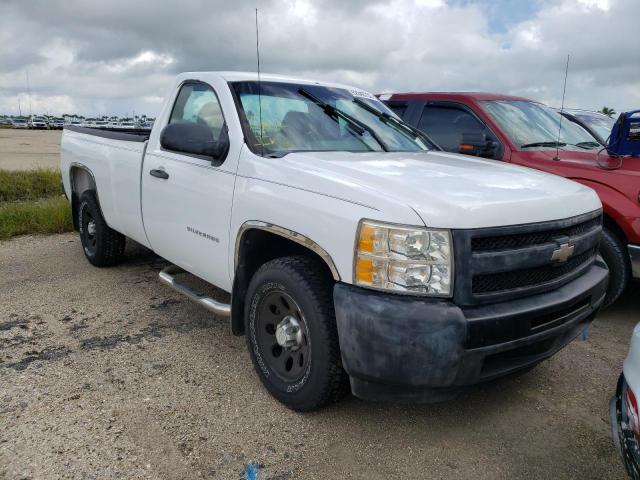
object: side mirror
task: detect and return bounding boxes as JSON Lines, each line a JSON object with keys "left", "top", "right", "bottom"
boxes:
{"left": 160, "top": 122, "right": 228, "bottom": 160}
{"left": 458, "top": 132, "right": 498, "bottom": 159}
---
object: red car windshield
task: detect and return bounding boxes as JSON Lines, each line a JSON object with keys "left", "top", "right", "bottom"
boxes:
{"left": 482, "top": 100, "right": 600, "bottom": 150}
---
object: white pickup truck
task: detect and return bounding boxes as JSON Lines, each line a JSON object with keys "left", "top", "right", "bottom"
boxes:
{"left": 61, "top": 71, "right": 609, "bottom": 411}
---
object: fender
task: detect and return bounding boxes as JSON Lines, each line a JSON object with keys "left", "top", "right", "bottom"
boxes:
{"left": 570, "top": 178, "right": 640, "bottom": 243}
{"left": 230, "top": 221, "right": 341, "bottom": 336}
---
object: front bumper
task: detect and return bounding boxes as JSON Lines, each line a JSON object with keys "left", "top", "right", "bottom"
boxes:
{"left": 611, "top": 374, "right": 640, "bottom": 479}
{"left": 630, "top": 244, "right": 640, "bottom": 279}
{"left": 334, "top": 258, "right": 608, "bottom": 403}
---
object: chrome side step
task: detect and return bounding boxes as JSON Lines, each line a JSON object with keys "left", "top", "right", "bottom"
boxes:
{"left": 158, "top": 265, "right": 231, "bottom": 317}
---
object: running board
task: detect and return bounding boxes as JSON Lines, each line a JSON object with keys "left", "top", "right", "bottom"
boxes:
{"left": 158, "top": 265, "right": 231, "bottom": 317}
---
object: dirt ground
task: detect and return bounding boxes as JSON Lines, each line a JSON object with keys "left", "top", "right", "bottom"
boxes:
{"left": 0, "top": 233, "right": 635, "bottom": 479}
{"left": 0, "top": 129, "right": 61, "bottom": 171}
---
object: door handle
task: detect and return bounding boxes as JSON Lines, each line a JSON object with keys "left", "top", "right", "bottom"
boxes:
{"left": 149, "top": 169, "right": 169, "bottom": 179}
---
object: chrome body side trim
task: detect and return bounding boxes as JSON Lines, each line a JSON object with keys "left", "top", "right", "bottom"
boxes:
{"left": 235, "top": 221, "right": 341, "bottom": 281}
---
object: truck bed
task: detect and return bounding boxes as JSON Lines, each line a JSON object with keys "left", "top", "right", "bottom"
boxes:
{"left": 64, "top": 125, "right": 151, "bottom": 142}
{"left": 61, "top": 125, "right": 150, "bottom": 248}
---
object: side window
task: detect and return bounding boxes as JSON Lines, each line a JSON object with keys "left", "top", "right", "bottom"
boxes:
{"left": 418, "top": 105, "right": 501, "bottom": 159}
{"left": 169, "top": 83, "right": 225, "bottom": 141}
{"left": 387, "top": 103, "right": 408, "bottom": 119}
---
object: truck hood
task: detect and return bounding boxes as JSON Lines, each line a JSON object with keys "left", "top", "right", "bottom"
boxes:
{"left": 258, "top": 150, "right": 601, "bottom": 229}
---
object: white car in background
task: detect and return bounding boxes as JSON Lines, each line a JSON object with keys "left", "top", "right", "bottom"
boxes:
{"left": 29, "top": 116, "right": 48, "bottom": 129}
{"left": 612, "top": 323, "right": 640, "bottom": 479}
{"left": 49, "top": 118, "right": 64, "bottom": 129}
{"left": 11, "top": 118, "right": 29, "bottom": 128}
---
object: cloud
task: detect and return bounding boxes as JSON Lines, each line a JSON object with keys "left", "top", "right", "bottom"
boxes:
{"left": 0, "top": 0, "right": 637, "bottom": 116}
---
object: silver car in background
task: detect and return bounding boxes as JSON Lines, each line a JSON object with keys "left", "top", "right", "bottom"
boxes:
{"left": 612, "top": 323, "right": 640, "bottom": 479}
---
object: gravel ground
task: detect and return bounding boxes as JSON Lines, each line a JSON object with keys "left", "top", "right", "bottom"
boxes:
{"left": 0, "top": 233, "right": 636, "bottom": 479}
{"left": 0, "top": 129, "right": 61, "bottom": 171}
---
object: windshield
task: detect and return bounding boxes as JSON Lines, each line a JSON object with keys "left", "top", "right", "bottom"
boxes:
{"left": 231, "top": 81, "right": 430, "bottom": 156}
{"left": 572, "top": 112, "right": 615, "bottom": 141}
{"left": 481, "top": 100, "right": 600, "bottom": 150}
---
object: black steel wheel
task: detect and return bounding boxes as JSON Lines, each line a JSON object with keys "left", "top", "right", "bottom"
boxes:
{"left": 255, "top": 289, "right": 311, "bottom": 384}
{"left": 80, "top": 204, "right": 98, "bottom": 257}
{"left": 77, "top": 190, "right": 126, "bottom": 267}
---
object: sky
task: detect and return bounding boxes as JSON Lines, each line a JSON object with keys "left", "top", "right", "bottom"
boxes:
{"left": 1, "top": 0, "right": 638, "bottom": 117}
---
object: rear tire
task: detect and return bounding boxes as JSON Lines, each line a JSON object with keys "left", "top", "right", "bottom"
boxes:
{"left": 244, "top": 256, "right": 348, "bottom": 411}
{"left": 78, "top": 190, "right": 125, "bottom": 267}
{"left": 599, "top": 227, "right": 630, "bottom": 308}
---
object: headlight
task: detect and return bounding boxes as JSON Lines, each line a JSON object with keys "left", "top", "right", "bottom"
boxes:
{"left": 354, "top": 220, "right": 453, "bottom": 296}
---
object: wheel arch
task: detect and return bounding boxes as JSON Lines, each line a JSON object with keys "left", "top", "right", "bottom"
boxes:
{"left": 603, "top": 212, "right": 628, "bottom": 245}
{"left": 69, "top": 163, "right": 99, "bottom": 231}
{"left": 231, "top": 221, "right": 340, "bottom": 336}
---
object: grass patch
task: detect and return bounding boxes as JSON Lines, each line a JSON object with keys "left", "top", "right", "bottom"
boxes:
{"left": 0, "top": 196, "right": 73, "bottom": 240}
{"left": 0, "top": 169, "right": 62, "bottom": 202}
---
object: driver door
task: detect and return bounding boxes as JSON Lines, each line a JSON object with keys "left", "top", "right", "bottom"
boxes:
{"left": 142, "top": 81, "right": 236, "bottom": 291}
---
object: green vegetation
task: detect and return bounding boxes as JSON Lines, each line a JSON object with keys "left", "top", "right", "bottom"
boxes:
{"left": 0, "top": 169, "right": 73, "bottom": 240}
{"left": 0, "top": 169, "right": 63, "bottom": 202}
{"left": 599, "top": 106, "right": 616, "bottom": 118}
{"left": 0, "top": 196, "right": 72, "bottom": 240}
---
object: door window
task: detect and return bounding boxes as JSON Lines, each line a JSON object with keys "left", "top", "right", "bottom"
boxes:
{"left": 418, "top": 105, "right": 501, "bottom": 159}
{"left": 169, "top": 83, "right": 225, "bottom": 142}
{"left": 386, "top": 103, "right": 408, "bottom": 119}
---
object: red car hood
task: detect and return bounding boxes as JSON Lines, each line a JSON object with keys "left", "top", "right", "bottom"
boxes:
{"left": 532, "top": 147, "right": 640, "bottom": 174}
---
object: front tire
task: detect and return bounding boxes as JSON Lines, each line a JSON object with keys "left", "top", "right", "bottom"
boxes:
{"left": 599, "top": 227, "right": 630, "bottom": 308}
{"left": 78, "top": 190, "right": 125, "bottom": 267}
{"left": 245, "top": 256, "right": 348, "bottom": 411}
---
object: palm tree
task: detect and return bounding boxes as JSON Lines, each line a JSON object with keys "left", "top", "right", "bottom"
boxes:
{"left": 599, "top": 106, "right": 616, "bottom": 118}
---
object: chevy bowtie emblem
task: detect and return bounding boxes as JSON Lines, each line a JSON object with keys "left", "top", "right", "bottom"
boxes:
{"left": 551, "top": 242, "right": 575, "bottom": 263}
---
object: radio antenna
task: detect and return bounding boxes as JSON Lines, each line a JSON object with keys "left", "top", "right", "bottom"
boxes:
{"left": 255, "top": 8, "right": 264, "bottom": 157}
{"left": 554, "top": 54, "right": 570, "bottom": 161}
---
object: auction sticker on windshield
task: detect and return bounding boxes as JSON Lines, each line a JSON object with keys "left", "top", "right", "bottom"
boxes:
{"left": 348, "top": 88, "right": 376, "bottom": 100}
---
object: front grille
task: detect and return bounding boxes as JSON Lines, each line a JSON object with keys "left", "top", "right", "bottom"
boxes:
{"left": 452, "top": 210, "right": 603, "bottom": 305}
{"left": 472, "top": 248, "right": 596, "bottom": 294}
{"left": 472, "top": 217, "right": 601, "bottom": 252}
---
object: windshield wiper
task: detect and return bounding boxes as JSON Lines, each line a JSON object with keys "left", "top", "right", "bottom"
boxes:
{"left": 298, "top": 88, "right": 389, "bottom": 151}
{"left": 520, "top": 141, "right": 567, "bottom": 149}
{"left": 352, "top": 98, "right": 439, "bottom": 150}
{"left": 573, "top": 141, "right": 601, "bottom": 149}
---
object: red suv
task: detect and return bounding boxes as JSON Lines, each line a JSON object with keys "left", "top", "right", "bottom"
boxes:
{"left": 382, "top": 92, "right": 639, "bottom": 306}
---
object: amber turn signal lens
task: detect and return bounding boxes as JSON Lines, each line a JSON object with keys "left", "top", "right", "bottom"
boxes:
{"left": 355, "top": 257, "right": 374, "bottom": 284}
{"left": 357, "top": 223, "right": 376, "bottom": 253}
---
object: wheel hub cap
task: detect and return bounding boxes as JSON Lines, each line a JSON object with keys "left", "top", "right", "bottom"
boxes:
{"left": 87, "top": 220, "right": 96, "bottom": 236}
{"left": 275, "top": 315, "right": 303, "bottom": 350}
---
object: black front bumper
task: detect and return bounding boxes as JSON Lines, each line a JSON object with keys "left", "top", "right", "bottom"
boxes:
{"left": 334, "top": 258, "right": 608, "bottom": 403}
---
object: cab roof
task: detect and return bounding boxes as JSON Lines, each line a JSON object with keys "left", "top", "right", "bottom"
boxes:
{"left": 176, "top": 71, "right": 365, "bottom": 93}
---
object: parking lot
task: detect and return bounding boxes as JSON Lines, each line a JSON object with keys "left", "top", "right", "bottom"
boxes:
{"left": 0, "top": 130, "right": 636, "bottom": 479}
{"left": 0, "top": 129, "right": 61, "bottom": 171}
{"left": 0, "top": 237, "right": 635, "bottom": 479}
